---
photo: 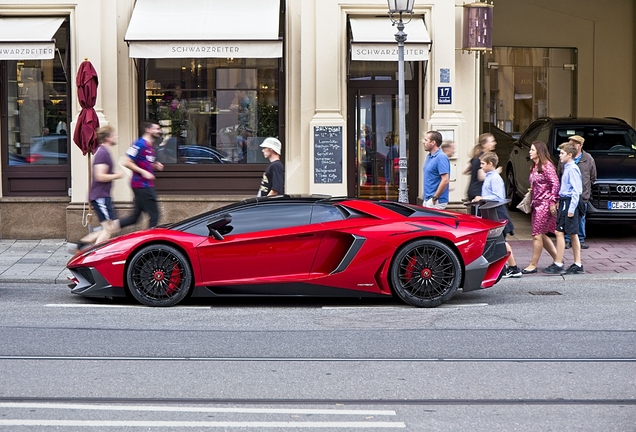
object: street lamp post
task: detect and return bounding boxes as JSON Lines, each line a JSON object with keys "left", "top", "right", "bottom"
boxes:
{"left": 388, "top": 0, "right": 415, "bottom": 203}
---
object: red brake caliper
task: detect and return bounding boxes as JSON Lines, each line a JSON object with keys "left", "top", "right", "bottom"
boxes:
{"left": 404, "top": 256, "right": 417, "bottom": 281}
{"left": 166, "top": 264, "right": 181, "bottom": 295}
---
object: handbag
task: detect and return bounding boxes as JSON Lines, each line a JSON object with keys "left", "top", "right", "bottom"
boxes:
{"left": 516, "top": 191, "right": 532, "bottom": 214}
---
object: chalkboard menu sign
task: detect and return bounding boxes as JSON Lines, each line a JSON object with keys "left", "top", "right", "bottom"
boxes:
{"left": 313, "top": 126, "right": 343, "bottom": 183}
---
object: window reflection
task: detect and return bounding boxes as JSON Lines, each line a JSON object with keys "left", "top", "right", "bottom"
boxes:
{"left": 483, "top": 47, "right": 577, "bottom": 136}
{"left": 6, "top": 25, "right": 69, "bottom": 166}
{"left": 145, "top": 58, "right": 279, "bottom": 165}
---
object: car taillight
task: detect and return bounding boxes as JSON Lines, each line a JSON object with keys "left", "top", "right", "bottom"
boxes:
{"left": 487, "top": 225, "right": 506, "bottom": 238}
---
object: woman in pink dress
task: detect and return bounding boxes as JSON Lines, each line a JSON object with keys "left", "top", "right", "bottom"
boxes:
{"left": 523, "top": 141, "right": 560, "bottom": 274}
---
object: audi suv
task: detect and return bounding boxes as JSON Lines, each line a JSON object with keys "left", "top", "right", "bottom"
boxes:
{"left": 506, "top": 117, "right": 636, "bottom": 222}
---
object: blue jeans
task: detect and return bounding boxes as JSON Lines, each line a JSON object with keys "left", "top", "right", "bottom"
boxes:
{"left": 565, "top": 201, "right": 587, "bottom": 243}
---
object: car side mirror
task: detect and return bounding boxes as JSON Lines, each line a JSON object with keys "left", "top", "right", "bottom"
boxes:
{"left": 206, "top": 214, "right": 232, "bottom": 240}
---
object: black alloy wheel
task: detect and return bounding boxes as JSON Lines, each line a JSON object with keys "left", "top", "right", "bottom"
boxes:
{"left": 390, "top": 239, "right": 462, "bottom": 307}
{"left": 127, "top": 245, "right": 192, "bottom": 307}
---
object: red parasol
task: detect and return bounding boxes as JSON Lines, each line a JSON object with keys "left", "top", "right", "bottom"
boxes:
{"left": 73, "top": 59, "right": 99, "bottom": 155}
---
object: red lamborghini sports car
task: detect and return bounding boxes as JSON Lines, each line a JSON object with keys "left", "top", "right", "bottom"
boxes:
{"left": 67, "top": 196, "right": 510, "bottom": 307}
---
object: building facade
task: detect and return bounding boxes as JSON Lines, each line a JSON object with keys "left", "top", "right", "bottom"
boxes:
{"left": 0, "top": 0, "right": 634, "bottom": 240}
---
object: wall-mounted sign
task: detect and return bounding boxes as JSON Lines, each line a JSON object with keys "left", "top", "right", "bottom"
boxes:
{"left": 314, "top": 126, "right": 343, "bottom": 184}
{"left": 128, "top": 41, "right": 283, "bottom": 59}
{"left": 0, "top": 44, "right": 55, "bottom": 60}
{"left": 438, "top": 87, "right": 452, "bottom": 105}
{"left": 440, "top": 68, "right": 451, "bottom": 83}
{"left": 349, "top": 17, "right": 431, "bottom": 62}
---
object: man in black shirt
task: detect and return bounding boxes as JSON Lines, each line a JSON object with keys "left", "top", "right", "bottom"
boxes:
{"left": 258, "top": 137, "right": 284, "bottom": 196}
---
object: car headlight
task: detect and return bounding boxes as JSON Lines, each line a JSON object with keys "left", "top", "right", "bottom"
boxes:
{"left": 79, "top": 240, "right": 113, "bottom": 257}
{"left": 487, "top": 225, "right": 506, "bottom": 238}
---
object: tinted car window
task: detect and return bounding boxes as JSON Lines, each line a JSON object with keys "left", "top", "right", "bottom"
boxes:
{"left": 226, "top": 204, "right": 313, "bottom": 235}
{"left": 520, "top": 122, "right": 543, "bottom": 144}
{"left": 554, "top": 126, "right": 636, "bottom": 153}
{"left": 310, "top": 204, "right": 345, "bottom": 223}
{"left": 181, "top": 203, "right": 314, "bottom": 237}
{"left": 535, "top": 123, "right": 551, "bottom": 147}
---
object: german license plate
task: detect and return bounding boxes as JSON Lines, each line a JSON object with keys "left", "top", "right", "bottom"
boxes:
{"left": 608, "top": 201, "right": 636, "bottom": 209}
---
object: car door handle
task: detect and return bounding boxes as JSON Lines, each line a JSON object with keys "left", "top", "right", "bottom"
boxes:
{"left": 296, "top": 233, "right": 315, "bottom": 238}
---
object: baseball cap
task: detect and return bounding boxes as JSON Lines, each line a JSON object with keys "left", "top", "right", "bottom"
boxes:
{"left": 568, "top": 135, "right": 585, "bottom": 144}
{"left": 260, "top": 137, "right": 282, "bottom": 155}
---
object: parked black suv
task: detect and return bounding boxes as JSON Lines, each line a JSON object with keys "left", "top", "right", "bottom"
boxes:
{"left": 506, "top": 117, "right": 636, "bottom": 222}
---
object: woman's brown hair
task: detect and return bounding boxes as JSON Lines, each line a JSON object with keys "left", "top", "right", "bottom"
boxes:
{"left": 531, "top": 140, "right": 552, "bottom": 173}
{"left": 471, "top": 132, "right": 495, "bottom": 158}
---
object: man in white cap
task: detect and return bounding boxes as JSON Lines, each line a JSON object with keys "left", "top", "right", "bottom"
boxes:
{"left": 258, "top": 137, "right": 284, "bottom": 196}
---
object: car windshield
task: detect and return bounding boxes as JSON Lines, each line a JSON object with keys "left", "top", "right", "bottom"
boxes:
{"left": 554, "top": 126, "right": 636, "bottom": 153}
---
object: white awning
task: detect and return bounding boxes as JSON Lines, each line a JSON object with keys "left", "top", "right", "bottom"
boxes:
{"left": 0, "top": 17, "right": 64, "bottom": 60}
{"left": 350, "top": 17, "right": 431, "bottom": 62}
{"left": 125, "top": 0, "right": 282, "bottom": 59}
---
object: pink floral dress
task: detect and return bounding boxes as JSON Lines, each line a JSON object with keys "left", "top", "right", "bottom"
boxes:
{"left": 530, "top": 162, "right": 560, "bottom": 236}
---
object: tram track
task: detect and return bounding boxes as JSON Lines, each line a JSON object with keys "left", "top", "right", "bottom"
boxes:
{"left": 0, "top": 396, "right": 634, "bottom": 406}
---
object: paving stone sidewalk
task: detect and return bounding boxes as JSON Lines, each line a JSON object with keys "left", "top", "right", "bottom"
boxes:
{"left": 0, "top": 239, "right": 72, "bottom": 284}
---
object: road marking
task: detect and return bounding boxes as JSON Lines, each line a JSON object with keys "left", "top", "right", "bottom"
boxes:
{"left": 45, "top": 304, "right": 210, "bottom": 309}
{"left": 439, "top": 303, "right": 489, "bottom": 308}
{"left": 0, "top": 420, "right": 406, "bottom": 428}
{"left": 1, "top": 356, "right": 634, "bottom": 362}
{"left": 47, "top": 304, "right": 487, "bottom": 310}
{"left": 0, "top": 402, "right": 396, "bottom": 416}
{"left": 322, "top": 303, "right": 488, "bottom": 310}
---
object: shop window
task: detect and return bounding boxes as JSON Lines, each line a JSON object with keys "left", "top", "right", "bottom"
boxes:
{"left": 1, "top": 19, "right": 71, "bottom": 196}
{"left": 482, "top": 47, "right": 577, "bottom": 136}
{"left": 143, "top": 58, "right": 280, "bottom": 166}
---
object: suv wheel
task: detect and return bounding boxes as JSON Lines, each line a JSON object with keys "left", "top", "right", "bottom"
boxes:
{"left": 506, "top": 166, "right": 521, "bottom": 209}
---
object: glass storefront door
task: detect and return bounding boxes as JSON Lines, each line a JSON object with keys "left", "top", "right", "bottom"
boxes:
{"left": 347, "top": 58, "right": 419, "bottom": 203}
{"left": 348, "top": 89, "right": 418, "bottom": 203}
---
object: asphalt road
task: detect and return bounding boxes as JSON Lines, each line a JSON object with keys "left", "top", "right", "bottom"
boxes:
{"left": 0, "top": 279, "right": 634, "bottom": 431}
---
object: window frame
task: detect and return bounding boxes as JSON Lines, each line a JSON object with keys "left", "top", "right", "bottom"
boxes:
{"left": 0, "top": 17, "right": 71, "bottom": 197}
{"left": 134, "top": 6, "right": 286, "bottom": 196}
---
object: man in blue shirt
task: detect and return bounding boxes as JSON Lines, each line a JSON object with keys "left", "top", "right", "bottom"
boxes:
{"left": 422, "top": 131, "right": 450, "bottom": 209}
{"left": 118, "top": 121, "right": 164, "bottom": 230}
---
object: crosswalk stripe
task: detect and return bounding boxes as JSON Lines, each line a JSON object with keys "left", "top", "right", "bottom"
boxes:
{"left": 0, "top": 420, "right": 406, "bottom": 428}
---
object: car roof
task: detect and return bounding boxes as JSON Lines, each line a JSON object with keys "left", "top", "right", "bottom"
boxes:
{"left": 163, "top": 195, "right": 459, "bottom": 230}
{"left": 538, "top": 117, "right": 631, "bottom": 127}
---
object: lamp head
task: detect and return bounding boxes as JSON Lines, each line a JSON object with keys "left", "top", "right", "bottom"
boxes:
{"left": 387, "top": 0, "right": 415, "bottom": 14}
{"left": 388, "top": 0, "right": 415, "bottom": 24}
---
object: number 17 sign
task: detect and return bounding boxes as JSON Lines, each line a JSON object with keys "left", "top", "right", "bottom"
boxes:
{"left": 438, "top": 87, "right": 452, "bottom": 104}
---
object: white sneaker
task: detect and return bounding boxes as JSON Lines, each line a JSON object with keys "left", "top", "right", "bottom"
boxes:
{"left": 503, "top": 266, "right": 522, "bottom": 278}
